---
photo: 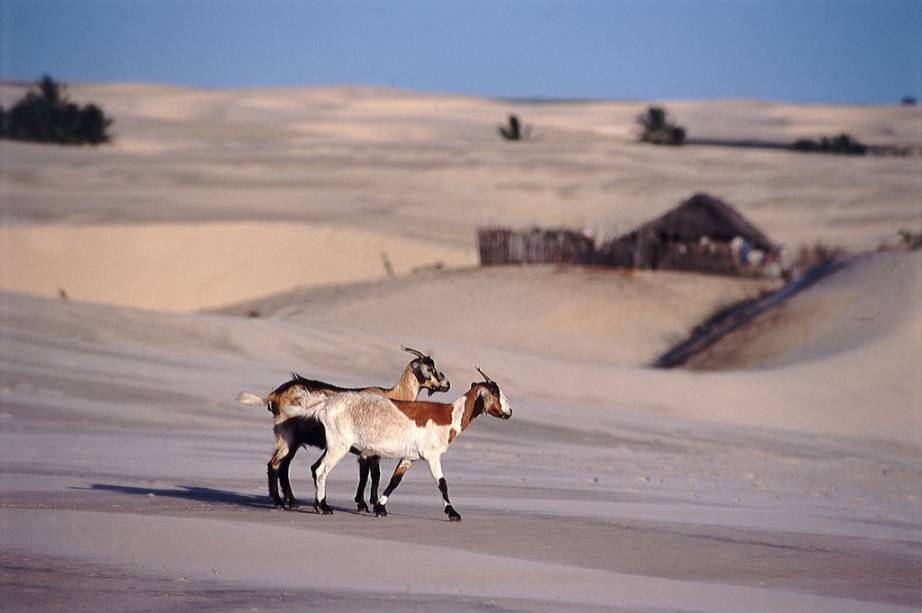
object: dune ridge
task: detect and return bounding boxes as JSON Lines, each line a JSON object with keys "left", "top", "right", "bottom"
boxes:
{"left": 2, "top": 83, "right": 919, "bottom": 254}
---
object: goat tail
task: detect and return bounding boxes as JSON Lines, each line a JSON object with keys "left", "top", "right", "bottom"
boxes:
{"left": 238, "top": 391, "right": 267, "bottom": 407}
{"left": 238, "top": 391, "right": 281, "bottom": 415}
{"left": 237, "top": 391, "right": 265, "bottom": 406}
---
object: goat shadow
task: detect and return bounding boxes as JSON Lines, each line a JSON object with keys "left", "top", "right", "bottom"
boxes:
{"left": 79, "top": 483, "right": 274, "bottom": 509}
{"left": 79, "top": 483, "right": 370, "bottom": 516}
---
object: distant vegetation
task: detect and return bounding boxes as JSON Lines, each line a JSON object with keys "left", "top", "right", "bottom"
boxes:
{"left": 636, "top": 106, "right": 686, "bottom": 146}
{"left": 498, "top": 114, "right": 530, "bottom": 141}
{"left": 790, "top": 243, "right": 846, "bottom": 279}
{"left": 893, "top": 229, "right": 922, "bottom": 251}
{"left": 877, "top": 228, "right": 922, "bottom": 251}
{"left": 901, "top": 96, "right": 917, "bottom": 106}
{"left": 0, "top": 75, "right": 113, "bottom": 145}
{"left": 787, "top": 133, "right": 867, "bottom": 156}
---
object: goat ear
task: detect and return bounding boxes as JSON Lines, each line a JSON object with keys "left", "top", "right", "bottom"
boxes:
{"left": 473, "top": 393, "right": 486, "bottom": 416}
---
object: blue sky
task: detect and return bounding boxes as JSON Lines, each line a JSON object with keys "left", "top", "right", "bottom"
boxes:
{"left": 3, "top": 0, "right": 920, "bottom": 104}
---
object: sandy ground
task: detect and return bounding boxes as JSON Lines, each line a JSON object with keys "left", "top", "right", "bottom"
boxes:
{"left": 688, "top": 250, "right": 922, "bottom": 371}
{"left": 2, "top": 84, "right": 921, "bottom": 310}
{"left": 0, "top": 222, "right": 474, "bottom": 310}
{"left": 210, "top": 255, "right": 921, "bottom": 448}
{"left": 1, "top": 290, "right": 919, "bottom": 612}
{"left": 217, "top": 266, "right": 778, "bottom": 367}
{"left": 1, "top": 83, "right": 921, "bottom": 611}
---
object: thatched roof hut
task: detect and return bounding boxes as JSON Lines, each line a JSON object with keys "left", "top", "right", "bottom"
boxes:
{"left": 477, "top": 194, "right": 779, "bottom": 277}
{"left": 596, "top": 193, "right": 779, "bottom": 274}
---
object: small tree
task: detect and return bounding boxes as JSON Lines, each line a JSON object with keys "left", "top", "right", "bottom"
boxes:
{"left": 498, "top": 114, "right": 530, "bottom": 141}
{"left": 636, "top": 106, "right": 686, "bottom": 146}
{"left": 1, "top": 75, "right": 113, "bottom": 145}
{"left": 788, "top": 133, "right": 867, "bottom": 156}
{"left": 76, "top": 104, "right": 111, "bottom": 145}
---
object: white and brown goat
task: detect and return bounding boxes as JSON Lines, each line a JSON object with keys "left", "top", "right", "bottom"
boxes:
{"left": 238, "top": 346, "right": 450, "bottom": 510}
{"left": 308, "top": 367, "right": 512, "bottom": 521}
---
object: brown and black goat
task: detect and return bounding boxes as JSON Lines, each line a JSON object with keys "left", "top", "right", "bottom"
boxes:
{"left": 238, "top": 346, "right": 450, "bottom": 510}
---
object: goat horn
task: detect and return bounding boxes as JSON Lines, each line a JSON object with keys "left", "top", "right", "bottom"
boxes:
{"left": 475, "top": 366, "right": 493, "bottom": 383}
{"left": 401, "top": 345, "right": 428, "bottom": 359}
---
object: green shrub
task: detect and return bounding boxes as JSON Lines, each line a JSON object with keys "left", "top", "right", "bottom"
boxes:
{"left": 498, "top": 114, "right": 529, "bottom": 141}
{"left": 0, "top": 75, "right": 113, "bottom": 145}
{"left": 787, "top": 133, "right": 867, "bottom": 156}
{"left": 636, "top": 106, "right": 686, "bottom": 146}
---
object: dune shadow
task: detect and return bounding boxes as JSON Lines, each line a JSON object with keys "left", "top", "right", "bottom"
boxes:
{"left": 79, "top": 483, "right": 274, "bottom": 508}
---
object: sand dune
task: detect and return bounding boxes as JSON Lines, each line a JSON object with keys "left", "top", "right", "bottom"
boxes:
{"left": 220, "top": 265, "right": 777, "bottom": 367}
{"left": 1, "top": 289, "right": 919, "bottom": 611}
{"left": 688, "top": 250, "right": 922, "bottom": 369}
{"left": 215, "top": 253, "right": 920, "bottom": 448}
{"left": 2, "top": 83, "right": 919, "bottom": 256}
{"left": 1, "top": 82, "right": 919, "bottom": 610}
{"left": 0, "top": 222, "right": 474, "bottom": 310}
{"left": 5, "top": 83, "right": 918, "bottom": 146}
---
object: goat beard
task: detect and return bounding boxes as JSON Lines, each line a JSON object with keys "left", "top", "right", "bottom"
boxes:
{"left": 427, "top": 388, "right": 435, "bottom": 397}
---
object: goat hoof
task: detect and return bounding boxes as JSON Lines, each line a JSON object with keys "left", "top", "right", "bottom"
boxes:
{"left": 314, "top": 499, "right": 333, "bottom": 515}
{"left": 356, "top": 500, "right": 370, "bottom": 513}
{"left": 445, "top": 505, "right": 462, "bottom": 522}
{"left": 373, "top": 503, "right": 387, "bottom": 517}
{"left": 285, "top": 498, "right": 301, "bottom": 510}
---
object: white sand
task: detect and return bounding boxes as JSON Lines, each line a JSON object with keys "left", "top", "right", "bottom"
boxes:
{"left": 0, "top": 222, "right": 474, "bottom": 310}
{"left": 1, "top": 83, "right": 919, "bottom": 611}
{"left": 215, "top": 253, "right": 918, "bottom": 448}
{"left": 219, "top": 265, "right": 778, "bottom": 367}
{"left": 2, "top": 83, "right": 920, "bottom": 258}
{"left": 1, "top": 290, "right": 919, "bottom": 611}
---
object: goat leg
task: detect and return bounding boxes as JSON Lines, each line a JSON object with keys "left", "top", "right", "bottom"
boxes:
{"left": 267, "top": 462, "right": 284, "bottom": 508}
{"left": 279, "top": 450, "right": 300, "bottom": 509}
{"left": 267, "top": 439, "right": 291, "bottom": 508}
{"left": 313, "top": 444, "right": 348, "bottom": 516}
{"left": 374, "top": 458, "right": 411, "bottom": 517}
{"left": 354, "top": 458, "right": 371, "bottom": 512}
{"left": 313, "top": 497, "right": 333, "bottom": 515}
{"left": 309, "top": 453, "right": 327, "bottom": 514}
{"left": 368, "top": 458, "right": 381, "bottom": 507}
{"left": 310, "top": 451, "right": 324, "bottom": 486}
{"left": 427, "top": 457, "right": 461, "bottom": 521}
{"left": 439, "top": 478, "right": 462, "bottom": 522}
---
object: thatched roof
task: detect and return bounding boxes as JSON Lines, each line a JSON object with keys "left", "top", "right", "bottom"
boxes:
{"left": 624, "top": 193, "right": 778, "bottom": 253}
